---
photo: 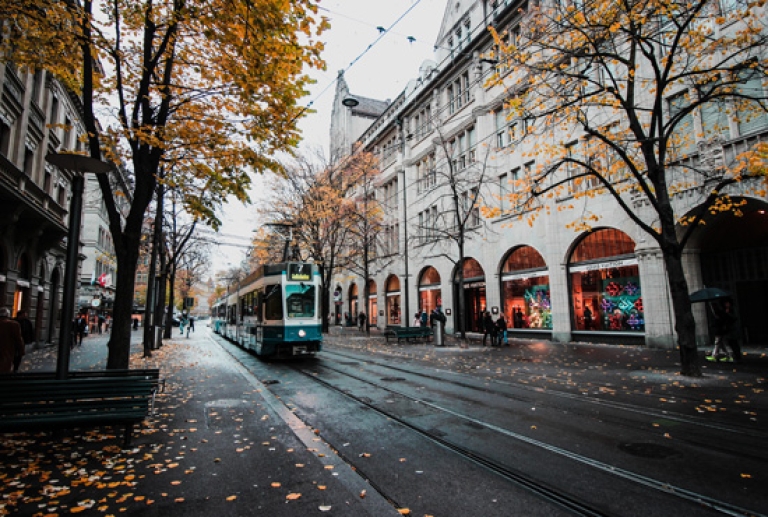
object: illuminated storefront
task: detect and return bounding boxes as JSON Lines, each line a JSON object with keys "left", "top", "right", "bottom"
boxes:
{"left": 368, "top": 279, "right": 378, "bottom": 326}
{"left": 500, "top": 246, "right": 552, "bottom": 330}
{"left": 569, "top": 229, "right": 643, "bottom": 333}
{"left": 418, "top": 266, "right": 441, "bottom": 315}
{"left": 385, "top": 275, "right": 401, "bottom": 325}
{"left": 348, "top": 283, "right": 359, "bottom": 321}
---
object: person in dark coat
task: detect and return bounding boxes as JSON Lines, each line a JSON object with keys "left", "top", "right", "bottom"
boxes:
{"left": 495, "top": 313, "right": 508, "bottom": 346}
{"left": 13, "top": 310, "right": 34, "bottom": 372}
{"left": 74, "top": 314, "right": 88, "bottom": 347}
{"left": 482, "top": 311, "right": 496, "bottom": 346}
{"left": 0, "top": 307, "right": 24, "bottom": 373}
{"left": 708, "top": 300, "right": 735, "bottom": 361}
{"left": 358, "top": 312, "right": 367, "bottom": 331}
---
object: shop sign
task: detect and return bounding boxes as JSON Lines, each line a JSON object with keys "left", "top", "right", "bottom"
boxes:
{"left": 418, "top": 284, "right": 441, "bottom": 291}
{"left": 386, "top": 291, "right": 401, "bottom": 297}
{"left": 502, "top": 269, "right": 549, "bottom": 282}
{"left": 569, "top": 257, "right": 637, "bottom": 274}
{"left": 464, "top": 281, "right": 485, "bottom": 289}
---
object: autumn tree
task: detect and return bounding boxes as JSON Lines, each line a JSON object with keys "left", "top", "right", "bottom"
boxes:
{"left": 2, "top": 0, "right": 327, "bottom": 368}
{"left": 414, "top": 127, "right": 497, "bottom": 340}
{"left": 254, "top": 150, "right": 362, "bottom": 333}
{"left": 487, "top": 0, "right": 768, "bottom": 376}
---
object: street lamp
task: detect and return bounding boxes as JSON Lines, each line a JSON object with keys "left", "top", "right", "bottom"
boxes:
{"left": 46, "top": 152, "right": 113, "bottom": 379}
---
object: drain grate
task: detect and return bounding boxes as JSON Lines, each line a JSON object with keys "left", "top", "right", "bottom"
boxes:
{"left": 618, "top": 442, "right": 679, "bottom": 459}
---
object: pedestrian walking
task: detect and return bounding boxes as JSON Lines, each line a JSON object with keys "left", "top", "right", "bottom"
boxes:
{"left": 722, "top": 300, "right": 742, "bottom": 362}
{"left": 708, "top": 300, "right": 735, "bottom": 362}
{"left": 482, "top": 311, "right": 496, "bottom": 347}
{"left": 357, "top": 312, "right": 367, "bottom": 332}
{"left": 412, "top": 312, "right": 421, "bottom": 327}
{"left": 180, "top": 313, "right": 188, "bottom": 336}
{"left": 189, "top": 316, "right": 195, "bottom": 333}
{"left": 74, "top": 314, "right": 87, "bottom": 347}
{"left": 98, "top": 314, "right": 105, "bottom": 334}
{"left": 496, "top": 313, "right": 508, "bottom": 346}
{"left": 0, "top": 307, "right": 24, "bottom": 374}
{"left": 420, "top": 310, "right": 428, "bottom": 328}
{"left": 13, "top": 310, "right": 35, "bottom": 372}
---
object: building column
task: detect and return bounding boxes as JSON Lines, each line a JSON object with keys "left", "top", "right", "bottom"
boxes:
{"left": 636, "top": 246, "right": 676, "bottom": 349}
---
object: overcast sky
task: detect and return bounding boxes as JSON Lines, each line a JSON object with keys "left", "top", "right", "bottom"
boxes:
{"left": 212, "top": 0, "right": 446, "bottom": 271}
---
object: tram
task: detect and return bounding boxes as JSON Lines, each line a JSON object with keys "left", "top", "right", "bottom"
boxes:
{"left": 211, "top": 262, "right": 322, "bottom": 357}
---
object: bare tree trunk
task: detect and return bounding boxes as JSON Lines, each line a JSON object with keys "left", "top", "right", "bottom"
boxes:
{"left": 106, "top": 246, "right": 140, "bottom": 369}
{"left": 665, "top": 252, "right": 701, "bottom": 376}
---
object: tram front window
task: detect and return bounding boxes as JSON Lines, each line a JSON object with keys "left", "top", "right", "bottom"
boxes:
{"left": 286, "top": 283, "right": 316, "bottom": 318}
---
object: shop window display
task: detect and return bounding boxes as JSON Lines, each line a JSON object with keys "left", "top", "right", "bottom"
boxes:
{"left": 569, "top": 229, "right": 643, "bottom": 332}
{"left": 501, "top": 246, "right": 552, "bottom": 329}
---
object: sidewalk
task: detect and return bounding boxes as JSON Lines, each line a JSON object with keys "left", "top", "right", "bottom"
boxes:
{"left": 327, "top": 325, "right": 768, "bottom": 392}
{"left": 1, "top": 327, "right": 398, "bottom": 516}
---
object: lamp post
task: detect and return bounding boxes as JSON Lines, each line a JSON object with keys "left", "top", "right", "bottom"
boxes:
{"left": 46, "top": 153, "right": 113, "bottom": 379}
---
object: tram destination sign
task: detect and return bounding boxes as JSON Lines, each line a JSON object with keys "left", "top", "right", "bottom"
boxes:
{"left": 288, "top": 263, "right": 312, "bottom": 281}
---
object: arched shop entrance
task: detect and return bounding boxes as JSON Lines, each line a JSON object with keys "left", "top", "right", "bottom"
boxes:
{"left": 568, "top": 229, "right": 643, "bottom": 334}
{"left": 348, "top": 283, "right": 359, "bottom": 322}
{"left": 385, "top": 275, "right": 402, "bottom": 325}
{"left": 454, "top": 258, "right": 486, "bottom": 333}
{"left": 367, "top": 279, "right": 378, "bottom": 326}
{"left": 500, "top": 246, "right": 552, "bottom": 330}
{"left": 698, "top": 204, "right": 768, "bottom": 346}
{"left": 418, "top": 266, "right": 441, "bottom": 316}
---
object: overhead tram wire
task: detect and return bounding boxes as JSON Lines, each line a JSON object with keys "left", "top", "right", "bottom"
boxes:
{"left": 288, "top": 0, "right": 428, "bottom": 127}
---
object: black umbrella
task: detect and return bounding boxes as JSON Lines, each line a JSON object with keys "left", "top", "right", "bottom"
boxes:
{"left": 689, "top": 287, "right": 731, "bottom": 303}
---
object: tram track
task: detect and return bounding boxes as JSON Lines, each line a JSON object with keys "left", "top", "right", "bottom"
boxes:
{"left": 292, "top": 359, "right": 765, "bottom": 517}
{"left": 210, "top": 332, "right": 765, "bottom": 516}
{"left": 323, "top": 349, "right": 768, "bottom": 448}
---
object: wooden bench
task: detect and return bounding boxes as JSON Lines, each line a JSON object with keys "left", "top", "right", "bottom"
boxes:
{"left": 384, "top": 326, "right": 434, "bottom": 343}
{"left": 0, "top": 369, "right": 161, "bottom": 446}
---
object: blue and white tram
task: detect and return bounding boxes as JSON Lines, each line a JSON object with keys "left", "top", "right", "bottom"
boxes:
{"left": 212, "top": 262, "right": 322, "bottom": 357}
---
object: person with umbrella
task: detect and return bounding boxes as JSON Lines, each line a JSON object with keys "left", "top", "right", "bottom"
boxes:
{"left": 707, "top": 300, "right": 736, "bottom": 362}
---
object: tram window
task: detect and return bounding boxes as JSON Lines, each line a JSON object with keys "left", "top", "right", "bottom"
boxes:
{"left": 286, "top": 283, "right": 316, "bottom": 318}
{"left": 264, "top": 284, "right": 283, "bottom": 320}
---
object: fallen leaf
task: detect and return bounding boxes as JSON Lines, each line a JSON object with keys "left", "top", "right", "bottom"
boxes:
{"left": 319, "top": 506, "right": 332, "bottom": 512}
{"left": 360, "top": 489, "right": 367, "bottom": 499}
{"left": 286, "top": 493, "right": 302, "bottom": 500}
{"left": 398, "top": 509, "right": 411, "bottom": 515}
{"left": 226, "top": 495, "right": 237, "bottom": 501}
{"left": 271, "top": 482, "right": 281, "bottom": 488}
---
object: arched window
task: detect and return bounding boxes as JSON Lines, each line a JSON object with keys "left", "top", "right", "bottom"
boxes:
{"left": 501, "top": 246, "right": 551, "bottom": 330}
{"left": 569, "top": 229, "right": 642, "bottom": 333}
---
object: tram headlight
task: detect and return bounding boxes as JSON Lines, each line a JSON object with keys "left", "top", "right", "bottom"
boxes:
{"left": 298, "top": 329, "right": 306, "bottom": 338}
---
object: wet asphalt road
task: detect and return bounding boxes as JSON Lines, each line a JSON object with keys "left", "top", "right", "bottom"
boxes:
{"left": 214, "top": 328, "right": 768, "bottom": 517}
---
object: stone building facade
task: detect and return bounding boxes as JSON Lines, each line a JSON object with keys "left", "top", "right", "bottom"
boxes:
{"left": 330, "top": 0, "right": 768, "bottom": 349}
